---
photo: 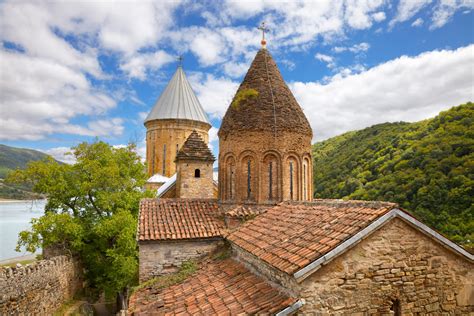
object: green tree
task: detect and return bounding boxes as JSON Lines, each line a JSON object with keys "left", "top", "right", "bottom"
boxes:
{"left": 312, "top": 103, "right": 474, "bottom": 249}
{"left": 7, "top": 141, "right": 151, "bottom": 309}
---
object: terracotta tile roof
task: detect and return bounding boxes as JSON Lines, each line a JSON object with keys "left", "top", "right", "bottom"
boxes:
{"left": 175, "top": 130, "right": 215, "bottom": 162}
{"left": 227, "top": 199, "right": 397, "bottom": 275}
{"left": 223, "top": 204, "right": 268, "bottom": 219}
{"left": 130, "top": 258, "right": 297, "bottom": 315}
{"left": 138, "top": 199, "right": 224, "bottom": 241}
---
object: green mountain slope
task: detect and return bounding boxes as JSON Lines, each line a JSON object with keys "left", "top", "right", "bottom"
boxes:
{"left": 312, "top": 102, "right": 473, "bottom": 247}
{"left": 0, "top": 144, "right": 54, "bottom": 199}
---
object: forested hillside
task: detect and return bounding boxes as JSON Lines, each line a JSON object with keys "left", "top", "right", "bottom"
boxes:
{"left": 312, "top": 103, "right": 473, "bottom": 247}
{"left": 0, "top": 144, "right": 54, "bottom": 199}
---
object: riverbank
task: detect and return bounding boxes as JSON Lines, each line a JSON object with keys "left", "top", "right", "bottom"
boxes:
{"left": 0, "top": 198, "right": 25, "bottom": 203}
{"left": 0, "top": 253, "right": 37, "bottom": 266}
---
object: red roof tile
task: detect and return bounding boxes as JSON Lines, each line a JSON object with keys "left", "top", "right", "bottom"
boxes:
{"left": 227, "top": 199, "right": 397, "bottom": 275}
{"left": 175, "top": 130, "right": 215, "bottom": 162}
{"left": 129, "top": 258, "right": 296, "bottom": 315}
{"left": 223, "top": 204, "right": 269, "bottom": 219}
{"left": 138, "top": 199, "right": 225, "bottom": 241}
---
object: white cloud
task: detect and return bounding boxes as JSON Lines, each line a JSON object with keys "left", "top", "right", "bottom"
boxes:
{"left": 290, "top": 45, "right": 474, "bottom": 141}
{"left": 41, "top": 147, "right": 76, "bottom": 164}
{"left": 0, "top": 0, "right": 181, "bottom": 141}
{"left": 344, "top": 0, "right": 386, "bottom": 29}
{"left": 138, "top": 112, "right": 149, "bottom": 122}
{"left": 390, "top": 0, "right": 432, "bottom": 27}
{"left": 198, "top": 0, "right": 388, "bottom": 56}
{"left": 87, "top": 118, "right": 124, "bottom": 137}
{"left": 189, "top": 73, "right": 239, "bottom": 118}
{"left": 333, "top": 42, "right": 370, "bottom": 53}
{"left": 390, "top": 0, "right": 474, "bottom": 29}
{"left": 315, "top": 53, "right": 336, "bottom": 68}
{"left": 430, "top": 0, "right": 474, "bottom": 29}
{"left": 208, "top": 126, "right": 219, "bottom": 151}
{"left": 222, "top": 62, "right": 250, "bottom": 78}
{"left": 120, "top": 51, "right": 174, "bottom": 80}
{"left": 372, "top": 11, "right": 386, "bottom": 22}
{"left": 412, "top": 17, "right": 424, "bottom": 27}
{"left": 0, "top": 50, "right": 118, "bottom": 140}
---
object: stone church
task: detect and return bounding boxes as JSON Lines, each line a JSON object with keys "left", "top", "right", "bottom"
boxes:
{"left": 130, "top": 37, "right": 473, "bottom": 315}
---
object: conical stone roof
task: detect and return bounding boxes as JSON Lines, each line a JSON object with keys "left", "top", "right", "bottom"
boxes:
{"left": 218, "top": 49, "right": 312, "bottom": 138}
{"left": 145, "top": 66, "right": 210, "bottom": 124}
{"left": 176, "top": 130, "right": 215, "bottom": 162}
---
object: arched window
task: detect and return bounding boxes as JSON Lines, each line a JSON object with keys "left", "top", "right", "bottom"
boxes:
{"left": 241, "top": 155, "right": 257, "bottom": 201}
{"left": 194, "top": 169, "right": 200, "bottom": 178}
{"left": 247, "top": 159, "right": 252, "bottom": 199}
{"left": 289, "top": 161, "right": 294, "bottom": 200}
{"left": 303, "top": 162, "right": 307, "bottom": 200}
{"left": 226, "top": 157, "right": 236, "bottom": 200}
{"left": 269, "top": 161, "right": 273, "bottom": 200}
{"left": 162, "top": 144, "right": 167, "bottom": 175}
{"left": 303, "top": 157, "right": 311, "bottom": 201}
{"left": 286, "top": 157, "right": 299, "bottom": 201}
{"left": 263, "top": 153, "right": 280, "bottom": 201}
{"left": 151, "top": 143, "right": 155, "bottom": 174}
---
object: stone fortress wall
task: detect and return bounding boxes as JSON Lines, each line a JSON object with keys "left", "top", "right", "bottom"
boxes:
{"left": 0, "top": 255, "right": 83, "bottom": 315}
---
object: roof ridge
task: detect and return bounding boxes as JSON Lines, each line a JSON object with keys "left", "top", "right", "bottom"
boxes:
{"left": 279, "top": 199, "right": 398, "bottom": 208}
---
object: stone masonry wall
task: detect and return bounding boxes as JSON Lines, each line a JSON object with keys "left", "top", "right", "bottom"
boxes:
{"left": 176, "top": 160, "right": 215, "bottom": 199}
{"left": 0, "top": 255, "right": 83, "bottom": 315}
{"left": 232, "top": 243, "right": 299, "bottom": 296}
{"left": 139, "top": 239, "right": 223, "bottom": 282}
{"left": 298, "top": 218, "right": 474, "bottom": 315}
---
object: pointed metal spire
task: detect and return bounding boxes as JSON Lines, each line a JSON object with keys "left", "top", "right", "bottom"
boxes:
{"left": 145, "top": 66, "right": 210, "bottom": 124}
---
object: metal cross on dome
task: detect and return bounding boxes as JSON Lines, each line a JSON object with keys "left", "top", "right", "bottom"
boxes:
{"left": 177, "top": 55, "right": 183, "bottom": 67}
{"left": 258, "top": 22, "right": 269, "bottom": 48}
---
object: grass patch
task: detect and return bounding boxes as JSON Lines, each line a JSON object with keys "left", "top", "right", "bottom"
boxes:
{"left": 231, "top": 88, "right": 259, "bottom": 110}
{"left": 53, "top": 299, "right": 79, "bottom": 316}
{"left": 132, "top": 260, "right": 198, "bottom": 295}
{"left": 212, "top": 247, "right": 231, "bottom": 261}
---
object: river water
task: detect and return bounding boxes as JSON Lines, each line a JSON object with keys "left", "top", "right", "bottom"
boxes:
{"left": 0, "top": 200, "right": 45, "bottom": 261}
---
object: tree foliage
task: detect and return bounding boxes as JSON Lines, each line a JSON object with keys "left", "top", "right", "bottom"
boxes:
{"left": 312, "top": 103, "right": 473, "bottom": 248}
{"left": 7, "top": 141, "right": 151, "bottom": 302}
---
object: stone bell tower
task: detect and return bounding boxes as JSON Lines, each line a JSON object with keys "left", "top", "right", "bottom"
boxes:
{"left": 218, "top": 25, "right": 313, "bottom": 204}
{"left": 175, "top": 130, "right": 215, "bottom": 199}
{"left": 145, "top": 63, "right": 211, "bottom": 178}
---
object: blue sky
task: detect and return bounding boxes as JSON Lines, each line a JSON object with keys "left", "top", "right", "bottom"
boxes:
{"left": 0, "top": 0, "right": 473, "bottom": 163}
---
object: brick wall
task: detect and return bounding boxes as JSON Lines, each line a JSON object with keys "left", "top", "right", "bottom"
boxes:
{"left": 139, "top": 239, "right": 223, "bottom": 282}
{"left": 298, "top": 218, "right": 474, "bottom": 314}
{"left": 145, "top": 119, "right": 210, "bottom": 177}
{"left": 219, "top": 131, "right": 313, "bottom": 204}
{"left": 0, "top": 255, "right": 83, "bottom": 315}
